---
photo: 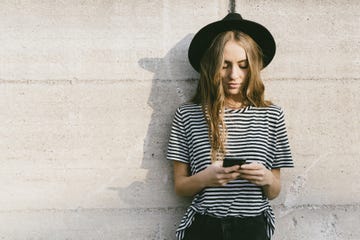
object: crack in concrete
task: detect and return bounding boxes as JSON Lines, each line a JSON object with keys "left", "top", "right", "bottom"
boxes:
{"left": 280, "top": 153, "right": 332, "bottom": 217}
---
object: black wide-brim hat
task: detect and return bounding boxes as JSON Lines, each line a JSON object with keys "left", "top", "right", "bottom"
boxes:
{"left": 188, "top": 13, "right": 276, "bottom": 72}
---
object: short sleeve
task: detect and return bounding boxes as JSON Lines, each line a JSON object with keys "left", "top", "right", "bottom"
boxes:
{"left": 272, "top": 109, "right": 294, "bottom": 168}
{"left": 167, "top": 107, "right": 190, "bottom": 164}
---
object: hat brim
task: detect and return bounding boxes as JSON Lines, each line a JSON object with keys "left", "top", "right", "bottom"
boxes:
{"left": 188, "top": 18, "right": 276, "bottom": 72}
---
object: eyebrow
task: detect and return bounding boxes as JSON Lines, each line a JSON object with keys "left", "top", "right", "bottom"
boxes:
{"left": 223, "top": 59, "right": 248, "bottom": 64}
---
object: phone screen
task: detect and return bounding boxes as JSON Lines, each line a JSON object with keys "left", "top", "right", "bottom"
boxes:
{"left": 223, "top": 158, "right": 246, "bottom": 167}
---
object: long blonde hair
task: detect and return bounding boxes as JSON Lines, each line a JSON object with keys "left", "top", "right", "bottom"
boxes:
{"left": 192, "top": 31, "right": 272, "bottom": 162}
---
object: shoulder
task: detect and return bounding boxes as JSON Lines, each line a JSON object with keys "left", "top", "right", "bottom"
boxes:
{"left": 267, "top": 104, "right": 284, "bottom": 116}
{"left": 177, "top": 102, "right": 202, "bottom": 111}
{"left": 249, "top": 104, "right": 283, "bottom": 116}
{"left": 172, "top": 103, "right": 204, "bottom": 126}
{"left": 175, "top": 102, "right": 202, "bottom": 115}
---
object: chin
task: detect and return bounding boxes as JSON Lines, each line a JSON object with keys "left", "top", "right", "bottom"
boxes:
{"left": 227, "top": 90, "right": 241, "bottom": 96}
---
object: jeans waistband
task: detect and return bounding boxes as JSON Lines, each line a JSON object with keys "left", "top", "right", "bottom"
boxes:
{"left": 194, "top": 213, "right": 265, "bottom": 225}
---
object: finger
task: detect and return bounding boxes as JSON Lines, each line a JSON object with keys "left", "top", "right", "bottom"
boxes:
{"left": 230, "top": 172, "right": 241, "bottom": 179}
{"left": 220, "top": 172, "right": 240, "bottom": 181}
{"left": 223, "top": 165, "right": 240, "bottom": 173}
{"left": 242, "top": 175, "right": 263, "bottom": 180}
{"left": 239, "top": 169, "right": 264, "bottom": 177}
{"left": 241, "top": 163, "right": 263, "bottom": 170}
{"left": 241, "top": 175, "right": 267, "bottom": 185}
{"left": 220, "top": 181, "right": 228, "bottom": 186}
{"left": 213, "top": 160, "right": 223, "bottom": 167}
{"left": 219, "top": 174, "right": 241, "bottom": 185}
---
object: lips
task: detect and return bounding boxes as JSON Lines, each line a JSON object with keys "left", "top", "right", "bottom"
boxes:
{"left": 227, "top": 83, "right": 239, "bottom": 89}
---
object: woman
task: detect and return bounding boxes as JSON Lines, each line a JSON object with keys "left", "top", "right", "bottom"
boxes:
{"left": 167, "top": 13, "right": 293, "bottom": 240}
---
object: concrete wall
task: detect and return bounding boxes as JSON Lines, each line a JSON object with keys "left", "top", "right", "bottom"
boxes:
{"left": 0, "top": 0, "right": 359, "bottom": 239}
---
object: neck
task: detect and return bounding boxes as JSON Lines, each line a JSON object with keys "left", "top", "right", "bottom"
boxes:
{"left": 224, "top": 98, "right": 244, "bottom": 109}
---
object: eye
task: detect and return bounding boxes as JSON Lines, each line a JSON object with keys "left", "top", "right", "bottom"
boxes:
{"left": 222, "top": 63, "right": 230, "bottom": 69}
{"left": 239, "top": 61, "right": 249, "bottom": 69}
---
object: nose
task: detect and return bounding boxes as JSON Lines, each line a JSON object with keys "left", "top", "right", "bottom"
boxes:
{"left": 229, "top": 65, "right": 241, "bottom": 80}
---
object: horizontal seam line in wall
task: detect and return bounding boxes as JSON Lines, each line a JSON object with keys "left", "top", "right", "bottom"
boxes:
{"left": 0, "top": 79, "right": 192, "bottom": 85}
{"left": 0, "top": 78, "right": 359, "bottom": 85}
{"left": 0, "top": 207, "right": 188, "bottom": 214}
{"left": 1, "top": 204, "right": 360, "bottom": 213}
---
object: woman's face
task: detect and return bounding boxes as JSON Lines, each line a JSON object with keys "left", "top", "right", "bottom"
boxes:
{"left": 220, "top": 40, "right": 249, "bottom": 99}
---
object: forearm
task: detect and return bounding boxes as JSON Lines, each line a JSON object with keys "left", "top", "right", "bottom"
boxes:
{"left": 262, "top": 171, "right": 281, "bottom": 200}
{"left": 175, "top": 171, "right": 207, "bottom": 197}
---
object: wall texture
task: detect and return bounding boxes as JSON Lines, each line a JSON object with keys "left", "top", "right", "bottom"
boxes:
{"left": 0, "top": 0, "right": 359, "bottom": 239}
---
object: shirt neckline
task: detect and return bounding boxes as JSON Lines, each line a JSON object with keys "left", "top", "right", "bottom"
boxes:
{"left": 224, "top": 106, "right": 250, "bottom": 113}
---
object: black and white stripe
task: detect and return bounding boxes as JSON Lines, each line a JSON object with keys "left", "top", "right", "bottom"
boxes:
{"left": 167, "top": 103, "right": 294, "bottom": 240}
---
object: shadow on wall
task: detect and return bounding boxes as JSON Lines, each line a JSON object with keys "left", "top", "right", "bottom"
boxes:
{"left": 112, "top": 34, "right": 197, "bottom": 208}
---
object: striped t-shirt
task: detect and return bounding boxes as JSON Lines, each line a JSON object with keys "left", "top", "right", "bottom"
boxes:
{"left": 167, "top": 103, "right": 294, "bottom": 240}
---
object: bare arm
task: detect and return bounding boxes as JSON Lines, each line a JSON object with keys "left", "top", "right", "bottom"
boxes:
{"left": 262, "top": 168, "right": 281, "bottom": 200}
{"left": 173, "top": 161, "right": 241, "bottom": 197}
{"left": 239, "top": 163, "right": 281, "bottom": 200}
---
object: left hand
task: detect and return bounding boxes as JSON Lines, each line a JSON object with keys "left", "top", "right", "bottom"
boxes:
{"left": 238, "top": 162, "right": 274, "bottom": 186}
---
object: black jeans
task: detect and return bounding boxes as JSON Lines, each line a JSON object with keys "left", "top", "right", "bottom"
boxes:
{"left": 183, "top": 213, "right": 268, "bottom": 240}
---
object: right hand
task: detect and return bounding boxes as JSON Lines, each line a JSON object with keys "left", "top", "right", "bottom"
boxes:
{"left": 200, "top": 160, "right": 241, "bottom": 187}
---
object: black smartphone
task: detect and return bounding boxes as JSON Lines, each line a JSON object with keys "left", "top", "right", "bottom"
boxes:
{"left": 223, "top": 158, "right": 247, "bottom": 167}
